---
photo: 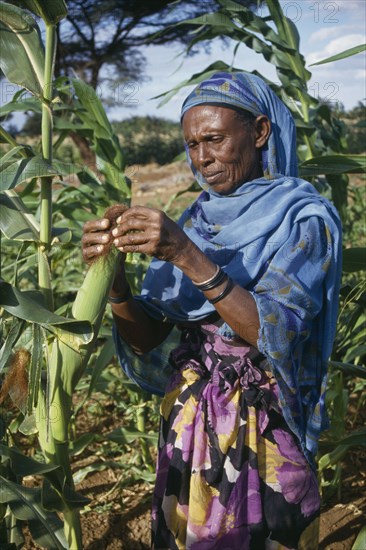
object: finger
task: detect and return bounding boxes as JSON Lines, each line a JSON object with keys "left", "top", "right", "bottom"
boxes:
{"left": 83, "top": 218, "right": 110, "bottom": 233}
{"left": 113, "top": 230, "right": 149, "bottom": 249}
{"left": 82, "top": 244, "right": 107, "bottom": 261}
{"left": 112, "top": 217, "right": 149, "bottom": 237}
{"left": 82, "top": 231, "right": 111, "bottom": 246}
{"left": 116, "top": 243, "right": 141, "bottom": 254}
{"left": 116, "top": 205, "right": 160, "bottom": 223}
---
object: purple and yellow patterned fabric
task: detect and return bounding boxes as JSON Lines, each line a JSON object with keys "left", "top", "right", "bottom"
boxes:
{"left": 152, "top": 322, "right": 321, "bottom": 549}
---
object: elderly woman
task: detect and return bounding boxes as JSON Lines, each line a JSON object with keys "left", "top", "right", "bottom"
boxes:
{"left": 82, "top": 72, "right": 342, "bottom": 549}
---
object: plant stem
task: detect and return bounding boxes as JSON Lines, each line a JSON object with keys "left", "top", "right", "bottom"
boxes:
{"left": 37, "top": 21, "right": 84, "bottom": 549}
{"left": 63, "top": 509, "right": 83, "bottom": 549}
{"left": 55, "top": 441, "right": 83, "bottom": 549}
{"left": 39, "top": 23, "right": 57, "bottom": 311}
{"left": 136, "top": 397, "right": 155, "bottom": 473}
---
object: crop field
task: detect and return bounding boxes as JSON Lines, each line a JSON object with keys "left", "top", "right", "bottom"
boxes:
{"left": 0, "top": 1, "right": 365, "bottom": 549}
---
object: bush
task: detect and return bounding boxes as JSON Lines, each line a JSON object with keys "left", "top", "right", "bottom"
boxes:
{"left": 112, "top": 116, "right": 184, "bottom": 165}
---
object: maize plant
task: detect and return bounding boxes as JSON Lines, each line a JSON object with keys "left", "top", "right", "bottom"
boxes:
{"left": 0, "top": 1, "right": 130, "bottom": 547}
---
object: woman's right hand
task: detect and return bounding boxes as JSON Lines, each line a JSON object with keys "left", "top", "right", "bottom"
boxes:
{"left": 81, "top": 218, "right": 112, "bottom": 263}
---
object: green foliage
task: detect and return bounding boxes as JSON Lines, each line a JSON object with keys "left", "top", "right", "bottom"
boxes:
{"left": 309, "top": 43, "right": 366, "bottom": 66}
{"left": 0, "top": 1, "right": 45, "bottom": 97}
{"left": 343, "top": 102, "right": 366, "bottom": 154}
{"left": 112, "top": 116, "right": 184, "bottom": 166}
{"left": 0, "top": 1, "right": 132, "bottom": 547}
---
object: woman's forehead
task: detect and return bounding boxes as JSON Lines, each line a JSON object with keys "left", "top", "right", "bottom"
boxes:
{"left": 182, "top": 105, "right": 241, "bottom": 133}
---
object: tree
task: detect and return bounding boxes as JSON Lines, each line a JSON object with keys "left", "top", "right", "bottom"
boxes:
{"left": 54, "top": 0, "right": 260, "bottom": 98}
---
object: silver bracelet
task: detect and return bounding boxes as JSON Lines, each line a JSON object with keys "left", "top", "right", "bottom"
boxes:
{"left": 192, "top": 265, "right": 220, "bottom": 288}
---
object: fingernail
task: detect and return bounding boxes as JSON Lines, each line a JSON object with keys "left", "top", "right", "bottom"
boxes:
{"left": 102, "top": 234, "right": 109, "bottom": 242}
{"left": 112, "top": 228, "right": 118, "bottom": 236}
{"left": 116, "top": 217, "right": 122, "bottom": 223}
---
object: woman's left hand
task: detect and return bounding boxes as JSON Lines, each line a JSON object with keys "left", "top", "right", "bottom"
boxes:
{"left": 112, "top": 205, "right": 193, "bottom": 264}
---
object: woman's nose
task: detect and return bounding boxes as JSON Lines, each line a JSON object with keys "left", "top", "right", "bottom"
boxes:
{"left": 197, "top": 142, "right": 213, "bottom": 166}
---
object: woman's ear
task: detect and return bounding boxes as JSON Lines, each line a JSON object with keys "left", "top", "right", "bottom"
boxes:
{"left": 254, "top": 115, "right": 271, "bottom": 148}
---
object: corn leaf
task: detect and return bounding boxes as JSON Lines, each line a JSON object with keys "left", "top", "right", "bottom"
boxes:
{"left": 42, "top": 478, "right": 90, "bottom": 513}
{"left": 71, "top": 79, "right": 113, "bottom": 133}
{"left": 70, "top": 78, "right": 130, "bottom": 197}
{"left": 69, "top": 433, "right": 100, "bottom": 456}
{"left": 107, "top": 426, "right": 158, "bottom": 445}
{"left": 0, "top": 189, "right": 40, "bottom": 240}
{"left": 0, "top": 145, "right": 32, "bottom": 169}
{"left": 0, "top": 477, "right": 67, "bottom": 549}
{"left": 72, "top": 461, "right": 114, "bottom": 484}
{"left": 352, "top": 526, "right": 366, "bottom": 550}
{"left": 87, "top": 336, "right": 116, "bottom": 397}
{"left": 0, "top": 97, "right": 44, "bottom": 117}
{"left": 0, "top": 156, "right": 59, "bottom": 191}
{"left": 51, "top": 226, "right": 72, "bottom": 244}
{"left": 310, "top": 44, "right": 366, "bottom": 66}
{"left": 12, "top": 0, "right": 67, "bottom": 25}
{"left": 154, "top": 60, "right": 239, "bottom": 107}
{"left": 299, "top": 155, "right": 366, "bottom": 176}
{"left": 329, "top": 361, "right": 366, "bottom": 379}
{"left": 0, "top": 317, "right": 25, "bottom": 374}
{"left": 0, "top": 1, "right": 45, "bottom": 97}
{"left": 27, "top": 323, "right": 43, "bottom": 412}
{"left": 0, "top": 443, "right": 59, "bottom": 476}
{"left": 330, "top": 429, "right": 366, "bottom": 449}
{"left": 0, "top": 280, "right": 93, "bottom": 347}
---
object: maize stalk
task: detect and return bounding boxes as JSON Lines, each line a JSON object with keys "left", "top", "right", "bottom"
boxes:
{"left": 0, "top": 3, "right": 130, "bottom": 545}
{"left": 35, "top": 225, "right": 126, "bottom": 547}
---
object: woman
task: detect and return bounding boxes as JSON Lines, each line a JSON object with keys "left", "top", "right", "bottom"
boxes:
{"left": 82, "top": 72, "right": 342, "bottom": 549}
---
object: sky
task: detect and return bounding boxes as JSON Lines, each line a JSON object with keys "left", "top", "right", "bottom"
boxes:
{"left": 106, "top": 0, "right": 366, "bottom": 123}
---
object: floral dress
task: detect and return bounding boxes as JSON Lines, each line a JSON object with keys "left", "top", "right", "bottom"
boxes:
{"left": 151, "top": 321, "right": 320, "bottom": 550}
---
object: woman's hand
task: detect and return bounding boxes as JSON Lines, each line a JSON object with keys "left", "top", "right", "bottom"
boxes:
{"left": 112, "top": 206, "right": 193, "bottom": 264}
{"left": 81, "top": 218, "right": 113, "bottom": 263}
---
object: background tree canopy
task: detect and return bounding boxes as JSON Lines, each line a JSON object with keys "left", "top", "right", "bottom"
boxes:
{"left": 53, "top": 0, "right": 261, "bottom": 98}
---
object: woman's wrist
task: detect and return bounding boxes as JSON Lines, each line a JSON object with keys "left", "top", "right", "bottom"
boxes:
{"left": 108, "top": 285, "right": 132, "bottom": 304}
{"left": 110, "top": 263, "right": 128, "bottom": 294}
{"left": 173, "top": 241, "right": 219, "bottom": 284}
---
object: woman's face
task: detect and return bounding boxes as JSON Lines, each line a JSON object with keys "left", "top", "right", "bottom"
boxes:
{"left": 182, "top": 105, "right": 270, "bottom": 195}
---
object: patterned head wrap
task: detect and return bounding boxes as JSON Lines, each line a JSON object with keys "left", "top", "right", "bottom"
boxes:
{"left": 180, "top": 71, "right": 298, "bottom": 181}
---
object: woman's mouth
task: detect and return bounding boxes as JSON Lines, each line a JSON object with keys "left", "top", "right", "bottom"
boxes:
{"left": 203, "top": 171, "right": 223, "bottom": 184}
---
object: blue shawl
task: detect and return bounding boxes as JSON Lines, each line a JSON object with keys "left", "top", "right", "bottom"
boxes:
{"left": 116, "top": 72, "right": 342, "bottom": 464}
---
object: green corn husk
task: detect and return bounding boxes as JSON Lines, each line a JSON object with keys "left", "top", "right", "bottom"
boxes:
{"left": 35, "top": 249, "right": 119, "bottom": 549}
{"left": 38, "top": 249, "right": 119, "bottom": 443}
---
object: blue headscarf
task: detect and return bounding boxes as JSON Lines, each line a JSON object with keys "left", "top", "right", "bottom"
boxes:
{"left": 117, "top": 72, "right": 342, "bottom": 464}
{"left": 180, "top": 71, "right": 298, "bottom": 180}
